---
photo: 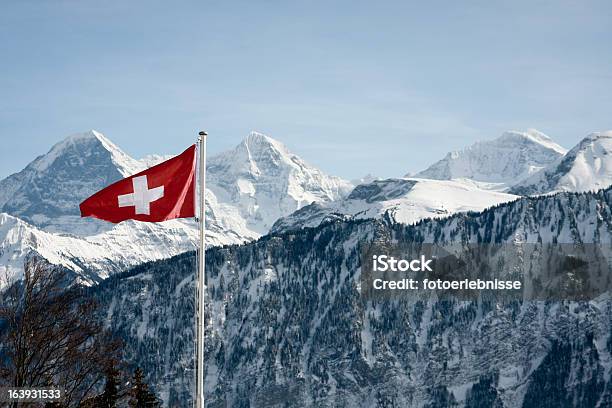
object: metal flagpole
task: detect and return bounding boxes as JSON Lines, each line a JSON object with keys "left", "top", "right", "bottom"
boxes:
{"left": 196, "top": 131, "right": 207, "bottom": 408}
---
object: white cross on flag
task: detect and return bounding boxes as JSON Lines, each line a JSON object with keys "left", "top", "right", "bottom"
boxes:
{"left": 80, "top": 145, "right": 196, "bottom": 223}
{"left": 118, "top": 175, "right": 165, "bottom": 215}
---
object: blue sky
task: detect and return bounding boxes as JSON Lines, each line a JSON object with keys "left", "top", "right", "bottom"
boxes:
{"left": 1, "top": 1, "right": 611, "bottom": 179}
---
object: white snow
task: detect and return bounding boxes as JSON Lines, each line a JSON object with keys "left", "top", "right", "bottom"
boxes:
{"left": 0, "top": 129, "right": 354, "bottom": 287}
{"left": 512, "top": 131, "right": 612, "bottom": 194}
{"left": 272, "top": 178, "right": 518, "bottom": 232}
{"left": 32, "top": 130, "right": 146, "bottom": 177}
{"left": 0, "top": 212, "right": 202, "bottom": 288}
{"left": 415, "top": 129, "right": 567, "bottom": 189}
{"left": 207, "top": 130, "right": 353, "bottom": 236}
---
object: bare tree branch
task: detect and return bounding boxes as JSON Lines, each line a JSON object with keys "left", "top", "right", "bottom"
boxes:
{"left": 0, "top": 258, "right": 122, "bottom": 408}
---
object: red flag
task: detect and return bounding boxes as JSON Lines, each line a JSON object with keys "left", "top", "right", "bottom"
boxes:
{"left": 80, "top": 145, "right": 196, "bottom": 223}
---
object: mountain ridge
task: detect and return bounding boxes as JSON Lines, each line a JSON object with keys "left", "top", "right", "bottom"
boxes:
{"left": 0, "top": 130, "right": 353, "bottom": 286}
{"left": 271, "top": 177, "right": 518, "bottom": 234}
{"left": 414, "top": 129, "right": 567, "bottom": 189}
{"left": 90, "top": 185, "right": 612, "bottom": 407}
{"left": 510, "top": 131, "right": 612, "bottom": 195}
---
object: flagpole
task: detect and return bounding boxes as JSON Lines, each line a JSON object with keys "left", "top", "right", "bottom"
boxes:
{"left": 196, "top": 131, "right": 207, "bottom": 408}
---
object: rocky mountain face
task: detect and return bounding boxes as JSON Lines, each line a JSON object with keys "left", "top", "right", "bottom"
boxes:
{"left": 91, "top": 186, "right": 612, "bottom": 407}
{"left": 271, "top": 178, "right": 518, "bottom": 234}
{"left": 207, "top": 131, "right": 353, "bottom": 236}
{"left": 0, "top": 130, "right": 352, "bottom": 286}
{"left": 510, "top": 132, "right": 612, "bottom": 196}
{"left": 0, "top": 131, "right": 145, "bottom": 235}
{"left": 415, "top": 129, "right": 567, "bottom": 190}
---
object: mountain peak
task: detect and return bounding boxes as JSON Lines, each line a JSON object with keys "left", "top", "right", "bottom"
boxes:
{"left": 242, "top": 131, "right": 290, "bottom": 156}
{"left": 216, "top": 131, "right": 292, "bottom": 178}
{"left": 415, "top": 129, "right": 567, "bottom": 188}
{"left": 0, "top": 130, "right": 145, "bottom": 234}
{"left": 585, "top": 130, "right": 612, "bottom": 141}
{"left": 66, "top": 129, "right": 105, "bottom": 142}
{"left": 207, "top": 131, "right": 353, "bottom": 235}
{"left": 49, "top": 129, "right": 115, "bottom": 153}
{"left": 245, "top": 130, "right": 274, "bottom": 144}
{"left": 502, "top": 128, "right": 548, "bottom": 140}
{"left": 499, "top": 129, "right": 567, "bottom": 155}
{"left": 570, "top": 131, "right": 612, "bottom": 157}
{"left": 571, "top": 131, "right": 612, "bottom": 155}
{"left": 31, "top": 130, "right": 143, "bottom": 177}
{"left": 31, "top": 130, "right": 99, "bottom": 172}
{"left": 510, "top": 131, "right": 612, "bottom": 195}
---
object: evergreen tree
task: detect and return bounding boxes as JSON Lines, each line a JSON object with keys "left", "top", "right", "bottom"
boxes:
{"left": 128, "top": 368, "right": 160, "bottom": 408}
{"left": 98, "top": 361, "right": 121, "bottom": 408}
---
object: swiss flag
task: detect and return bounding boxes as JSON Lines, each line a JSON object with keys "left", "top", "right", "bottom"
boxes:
{"left": 80, "top": 144, "right": 196, "bottom": 223}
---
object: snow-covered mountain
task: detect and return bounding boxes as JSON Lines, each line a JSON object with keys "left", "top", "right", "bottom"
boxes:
{"left": 207, "top": 131, "right": 353, "bottom": 235}
{"left": 510, "top": 131, "right": 612, "bottom": 195}
{"left": 4, "top": 126, "right": 612, "bottom": 406}
{"left": 0, "top": 130, "right": 352, "bottom": 286}
{"left": 0, "top": 213, "right": 199, "bottom": 286}
{"left": 91, "top": 186, "right": 612, "bottom": 407}
{"left": 415, "top": 129, "right": 567, "bottom": 190}
{"left": 271, "top": 177, "right": 517, "bottom": 233}
{"left": 0, "top": 131, "right": 146, "bottom": 235}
